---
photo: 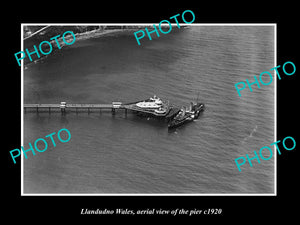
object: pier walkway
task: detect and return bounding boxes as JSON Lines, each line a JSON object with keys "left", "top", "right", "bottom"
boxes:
{"left": 24, "top": 103, "right": 113, "bottom": 109}
{"left": 24, "top": 102, "right": 121, "bottom": 114}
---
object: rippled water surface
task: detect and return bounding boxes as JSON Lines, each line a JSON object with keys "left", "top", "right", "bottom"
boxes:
{"left": 24, "top": 25, "right": 275, "bottom": 193}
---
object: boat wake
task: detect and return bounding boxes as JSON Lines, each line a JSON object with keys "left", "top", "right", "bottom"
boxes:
{"left": 242, "top": 125, "right": 258, "bottom": 144}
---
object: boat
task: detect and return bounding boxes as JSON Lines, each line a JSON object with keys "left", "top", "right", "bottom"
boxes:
{"left": 122, "top": 95, "right": 204, "bottom": 125}
{"left": 168, "top": 102, "right": 204, "bottom": 129}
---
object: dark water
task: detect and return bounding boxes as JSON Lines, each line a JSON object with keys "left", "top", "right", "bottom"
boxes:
{"left": 24, "top": 26, "right": 275, "bottom": 194}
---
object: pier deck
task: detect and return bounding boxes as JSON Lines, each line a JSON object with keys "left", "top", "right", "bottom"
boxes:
{"left": 24, "top": 103, "right": 118, "bottom": 114}
{"left": 23, "top": 100, "right": 181, "bottom": 118}
{"left": 24, "top": 103, "right": 113, "bottom": 109}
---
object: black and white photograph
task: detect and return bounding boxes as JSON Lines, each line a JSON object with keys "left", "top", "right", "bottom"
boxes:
{"left": 22, "top": 24, "right": 275, "bottom": 194}
{"left": 4, "top": 5, "right": 297, "bottom": 221}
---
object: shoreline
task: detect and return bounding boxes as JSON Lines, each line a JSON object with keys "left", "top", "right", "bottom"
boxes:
{"left": 74, "top": 29, "right": 127, "bottom": 41}
{"left": 24, "top": 28, "right": 135, "bottom": 67}
{"left": 24, "top": 25, "right": 187, "bottom": 67}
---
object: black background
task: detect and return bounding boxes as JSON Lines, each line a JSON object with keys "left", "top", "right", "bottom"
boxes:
{"left": 3, "top": 3, "right": 297, "bottom": 222}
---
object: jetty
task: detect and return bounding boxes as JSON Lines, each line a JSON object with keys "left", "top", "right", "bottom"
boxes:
{"left": 23, "top": 96, "right": 205, "bottom": 129}
{"left": 23, "top": 100, "right": 181, "bottom": 119}
{"left": 24, "top": 102, "right": 123, "bottom": 114}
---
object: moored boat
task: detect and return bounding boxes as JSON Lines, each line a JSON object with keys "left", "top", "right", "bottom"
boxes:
{"left": 168, "top": 102, "right": 204, "bottom": 129}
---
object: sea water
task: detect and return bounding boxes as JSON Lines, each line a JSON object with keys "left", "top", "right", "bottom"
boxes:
{"left": 23, "top": 25, "right": 275, "bottom": 193}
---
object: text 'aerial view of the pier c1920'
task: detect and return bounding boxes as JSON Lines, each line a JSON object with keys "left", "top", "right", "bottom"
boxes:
{"left": 23, "top": 25, "right": 275, "bottom": 194}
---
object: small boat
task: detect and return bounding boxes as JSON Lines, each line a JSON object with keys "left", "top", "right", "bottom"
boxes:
{"left": 168, "top": 102, "right": 204, "bottom": 129}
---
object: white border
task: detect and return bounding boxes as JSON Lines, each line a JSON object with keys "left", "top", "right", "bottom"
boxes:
{"left": 274, "top": 24, "right": 277, "bottom": 196}
{"left": 21, "top": 23, "right": 277, "bottom": 196}
{"left": 21, "top": 24, "right": 24, "bottom": 195}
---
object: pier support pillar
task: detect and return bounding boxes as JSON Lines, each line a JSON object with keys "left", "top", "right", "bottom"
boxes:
{"left": 60, "top": 102, "right": 66, "bottom": 115}
{"left": 112, "top": 108, "right": 115, "bottom": 115}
